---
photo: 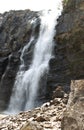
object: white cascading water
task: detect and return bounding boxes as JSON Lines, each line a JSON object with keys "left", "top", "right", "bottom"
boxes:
{"left": 6, "top": 1, "right": 62, "bottom": 114}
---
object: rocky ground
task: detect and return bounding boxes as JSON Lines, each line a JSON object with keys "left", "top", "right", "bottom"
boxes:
{"left": 0, "top": 94, "right": 68, "bottom": 130}
{"left": 0, "top": 80, "right": 84, "bottom": 130}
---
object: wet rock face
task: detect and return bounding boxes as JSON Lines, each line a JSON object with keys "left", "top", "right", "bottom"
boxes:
{"left": 62, "top": 80, "right": 84, "bottom": 130}
{"left": 47, "top": 0, "right": 84, "bottom": 94}
{"left": 0, "top": 10, "right": 40, "bottom": 111}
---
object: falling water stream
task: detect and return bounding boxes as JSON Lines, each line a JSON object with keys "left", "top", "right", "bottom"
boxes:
{"left": 6, "top": 2, "right": 62, "bottom": 114}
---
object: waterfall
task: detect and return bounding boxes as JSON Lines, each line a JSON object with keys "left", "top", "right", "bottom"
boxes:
{"left": 6, "top": 3, "right": 62, "bottom": 114}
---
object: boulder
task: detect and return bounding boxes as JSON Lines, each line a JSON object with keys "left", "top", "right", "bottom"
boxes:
{"left": 62, "top": 80, "right": 84, "bottom": 130}
{"left": 52, "top": 86, "right": 64, "bottom": 98}
{"left": 21, "top": 121, "right": 43, "bottom": 130}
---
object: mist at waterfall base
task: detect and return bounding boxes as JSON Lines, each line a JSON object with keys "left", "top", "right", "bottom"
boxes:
{"left": 4, "top": 3, "right": 62, "bottom": 114}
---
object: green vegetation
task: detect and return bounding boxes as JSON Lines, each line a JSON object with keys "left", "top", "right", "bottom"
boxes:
{"left": 63, "top": 0, "right": 69, "bottom": 7}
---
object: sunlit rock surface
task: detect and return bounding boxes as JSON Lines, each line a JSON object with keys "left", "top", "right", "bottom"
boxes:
{"left": 62, "top": 80, "right": 84, "bottom": 130}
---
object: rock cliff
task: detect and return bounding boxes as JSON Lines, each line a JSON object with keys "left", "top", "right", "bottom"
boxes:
{"left": 57, "top": 0, "right": 84, "bottom": 129}
{"left": 56, "top": 0, "right": 84, "bottom": 80}
{"left": 48, "top": 0, "right": 84, "bottom": 91}
{"left": 0, "top": 10, "right": 40, "bottom": 111}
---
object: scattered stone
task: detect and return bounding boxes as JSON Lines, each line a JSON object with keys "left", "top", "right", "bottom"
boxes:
{"left": 0, "top": 97, "right": 67, "bottom": 130}
{"left": 41, "top": 102, "right": 50, "bottom": 107}
{"left": 35, "top": 116, "right": 49, "bottom": 122}
{"left": 21, "top": 121, "right": 43, "bottom": 130}
{"left": 52, "top": 86, "right": 64, "bottom": 99}
{"left": 62, "top": 98, "right": 68, "bottom": 104}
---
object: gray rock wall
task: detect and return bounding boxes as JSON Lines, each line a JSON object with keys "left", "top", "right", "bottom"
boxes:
{"left": 0, "top": 10, "right": 40, "bottom": 111}
{"left": 46, "top": 0, "right": 84, "bottom": 97}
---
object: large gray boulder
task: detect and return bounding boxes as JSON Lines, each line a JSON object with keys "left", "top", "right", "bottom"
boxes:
{"left": 62, "top": 80, "right": 84, "bottom": 130}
